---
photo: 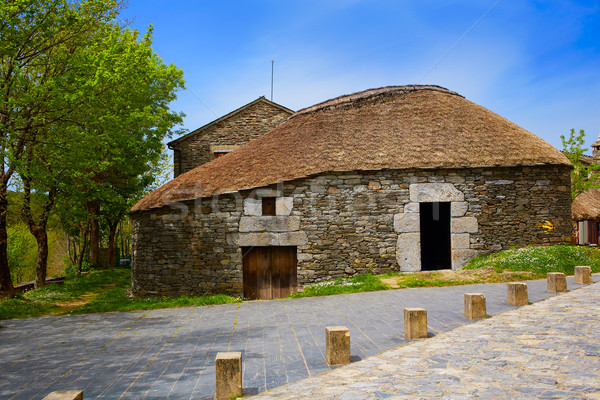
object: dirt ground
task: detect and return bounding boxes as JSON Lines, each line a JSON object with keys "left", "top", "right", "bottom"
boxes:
{"left": 381, "top": 266, "right": 534, "bottom": 288}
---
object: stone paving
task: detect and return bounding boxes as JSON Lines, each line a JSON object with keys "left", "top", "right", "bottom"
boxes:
{"left": 0, "top": 275, "right": 596, "bottom": 399}
{"left": 250, "top": 280, "right": 600, "bottom": 400}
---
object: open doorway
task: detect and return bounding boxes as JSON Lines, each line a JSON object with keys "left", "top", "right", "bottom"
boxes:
{"left": 420, "top": 202, "right": 451, "bottom": 270}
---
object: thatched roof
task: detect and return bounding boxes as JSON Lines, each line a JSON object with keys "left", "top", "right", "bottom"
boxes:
{"left": 572, "top": 189, "right": 600, "bottom": 221}
{"left": 132, "top": 85, "right": 571, "bottom": 213}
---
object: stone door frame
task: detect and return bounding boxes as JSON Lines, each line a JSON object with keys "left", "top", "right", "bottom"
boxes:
{"left": 394, "top": 183, "right": 478, "bottom": 271}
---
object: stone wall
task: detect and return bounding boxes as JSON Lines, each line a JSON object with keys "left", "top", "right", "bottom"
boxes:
{"left": 131, "top": 165, "right": 572, "bottom": 297}
{"left": 171, "top": 100, "right": 292, "bottom": 176}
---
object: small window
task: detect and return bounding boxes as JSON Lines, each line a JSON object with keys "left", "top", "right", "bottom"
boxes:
{"left": 262, "top": 197, "right": 276, "bottom": 216}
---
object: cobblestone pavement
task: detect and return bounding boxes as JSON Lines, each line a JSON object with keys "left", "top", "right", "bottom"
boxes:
{"left": 250, "top": 281, "right": 600, "bottom": 400}
{"left": 0, "top": 276, "right": 596, "bottom": 399}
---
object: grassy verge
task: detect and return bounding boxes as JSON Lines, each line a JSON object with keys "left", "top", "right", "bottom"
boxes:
{"left": 2, "top": 245, "right": 599, "bottom": 320}
{"left": 290, "top": 274, "right": 390, "bottom": 297}
{"left": 463, "top": 244, "right": 600, "bottom": 278}
{"left": 0, "top": 268, "right": 239, "bottom": 320}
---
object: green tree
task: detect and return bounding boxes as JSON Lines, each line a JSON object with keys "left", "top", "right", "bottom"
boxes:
{"left": 0, "top": 0, "right": 122, "bottom": 298}
{"left": 1, "top": 0, "right": 184, "bottom": 296}
{"left": 560, "top": 129, "right": 600, "bottom": 199}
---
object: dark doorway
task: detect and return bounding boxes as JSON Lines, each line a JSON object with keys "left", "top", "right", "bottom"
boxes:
{"left": 420, "top": 202, "right": 451, "bottom": 270}
{"left": 242, "top": 246, "right": 297, "bottom": 299}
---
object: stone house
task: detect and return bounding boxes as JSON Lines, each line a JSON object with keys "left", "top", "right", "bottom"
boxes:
{"left": 131, "top": 85, "right": 572, "bottom": 299}
{"left": 167, "top": 97, "right": 293, "bottom": 176}
{"left": 571, "top": 134, "right": 600, "bottom": 245}
{"left": 572, "top": 189, "right": 600, "bottom": 245}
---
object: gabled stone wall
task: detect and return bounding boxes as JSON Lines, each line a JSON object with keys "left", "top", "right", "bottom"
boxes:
{"left": 171, "top": 100, "right": 292, "bottom": 176}
{"left": 130, "top": 165, "right": 572, "bottom": 297}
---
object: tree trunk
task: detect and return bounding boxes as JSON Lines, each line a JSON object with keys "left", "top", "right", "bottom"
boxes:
{"left": 107, "top": 220, "right": 118, "bottom": 268}
{"left": 32, "top": 227, "right": 48, "bottom": 289}
{"left": 22, "top": 176, "right": 55, "bottom": 289}
{"left": 86, "top": 201, "right": 101, "bottom": 268}
{"left": 77, "top": 222, "right": 89, "bottom": 275}
{"left": 0, "top": 193, "right": 15, "bottom": 299}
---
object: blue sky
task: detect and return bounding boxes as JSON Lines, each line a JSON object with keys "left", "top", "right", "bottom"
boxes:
{"left": 121, "top": 0, "right": 600, "bottom": 151}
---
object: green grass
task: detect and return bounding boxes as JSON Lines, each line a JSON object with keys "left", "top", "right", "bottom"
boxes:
{"left": 290, "top": 273, "right": 390, "bottom": 297}
{"left": 0, "top": 267, "right": 239, "bottom": 320}
{"left": 3, "top": 245, "right": 599, "bottom": 320}
{"left": 463, "top": 244, "right": 600, "bottom": 277}
{"left": 394, "top": 275, "right": 483, "bottom": 288}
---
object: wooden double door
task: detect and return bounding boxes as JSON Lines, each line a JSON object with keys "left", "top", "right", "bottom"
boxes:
{"left": 242, "top": 246, "right": 297, "bottom": 299}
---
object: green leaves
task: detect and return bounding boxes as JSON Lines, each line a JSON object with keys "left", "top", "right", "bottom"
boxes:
{"left": 560, "top": 128, "right": 600, "bottom": 199}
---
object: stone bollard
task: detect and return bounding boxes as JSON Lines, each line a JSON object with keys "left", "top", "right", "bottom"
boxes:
{"left": 404, "top": 308, "right": 428, "bottom": 339}
{"left": 464, "top": 293, "right": 486, "bottom": 319}
{"left": 547, "top": 272, "right": 567, "bottom": 293}
{"left": 574, "top": 266, "right": 593, "bottom": 284}
{"left": 325, "top": 326, "right": 350, "bottom": 365}
{"left": 215, "top": 352, "right": 242, "bottom": 400}
{"left": 43, "top": 391, "right": 83, "bottom": 400}
{"left": 507, "top": 282, "right": 528, "bottom": 306}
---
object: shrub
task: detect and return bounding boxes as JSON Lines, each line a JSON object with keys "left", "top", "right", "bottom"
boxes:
{"left": 7, "top": 224, "right": 36, "bottom": 284}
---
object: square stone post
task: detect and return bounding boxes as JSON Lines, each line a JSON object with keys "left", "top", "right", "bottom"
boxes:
{"left": 215, "top": 352, "right": 242, "bottom": 400}
{"left": 325, "top": 326, "right": 350, "bottom": 365}
{"left": 464, "top": 293, "right": 486, "bottom": 319}
{"left": 574, "top": 266, "right": 593, "bottom": 284}
{"left": 404, "top": 308, "right": 428, "bottom": 339}
{"left": 507, "top": 282, "right": 528, "bottom": 306}
{"left": 43, "top": 391, "right": 83, "bottom": 400}
{"left": 547, "top": 272, "right": 567, "bottom": 293}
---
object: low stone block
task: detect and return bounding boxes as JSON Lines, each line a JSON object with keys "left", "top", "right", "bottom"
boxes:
{"left": 393, "top": 212, "right": 419, "bottom": 233}
{"left": 451, "top": 217, "right": 478, "bottom": 234}
{"left": 215, "top": 352, "right": 242, "bottom": 400}
{"left": 451, "top": 233, "right": 470, "bottom": 249}
{"left": 507, "top": 282, "right": 528, "bottom": 306}
{"left": 239, "top": 216, "right": 300, "bottom": 232}
{"left": 464, "top": 293, "right": 486, "bottom": 319}
{"left": 404, "top": 308, "right": 428, "bottom": 339}
{"left": 574, "top": 266, "right": 593, "bottom": 284}
{"left": 243, "top": 198, "right": 261, "bottom": 216}
{"left": 451, "top": 201, "right": 469, "bottom": 217}
{"left": 275, "top": 197, "right": 294, "bottom": 216}
{"left": 396, "top": 233, "right": 421, "bottom": 272}
{"left": 409, "top": 183, "right": 465, "bottom": 202}
{"left": 325, "top": 326, "right": 350, "bottom": 365}
{"left": 451, "top": 249, "right": 478, "bottom": 270}
{"left": 43, "top": 391, "right": 83, "bottom": 400}
{"left": 547, "top": 272, "right": 567, "bottom": 292}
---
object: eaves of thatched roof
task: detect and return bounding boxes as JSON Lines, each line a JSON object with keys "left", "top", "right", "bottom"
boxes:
{"left": 572, "top": 189, "right": 600, "bottom": 221}
{"left": 132, "top": 85, "right": 571, "bottom": 213}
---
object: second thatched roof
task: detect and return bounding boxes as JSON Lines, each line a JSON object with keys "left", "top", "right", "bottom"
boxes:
{"left": 132, "top": 85, "right": 571, "bottom": 212}
{"left": 572, "top": 189, "right": 600, "bottom": 221}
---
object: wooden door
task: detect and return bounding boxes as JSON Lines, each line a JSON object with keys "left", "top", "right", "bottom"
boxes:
{"left": 242, "top": 246, "right": 297, "bottom": 299}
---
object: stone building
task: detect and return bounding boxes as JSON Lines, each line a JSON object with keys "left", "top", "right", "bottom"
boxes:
{"left": 131, "top": 85, "right": 572, "bottom": 299}
{"left": 167, "top": 97, "right": 293, "bottom": 176}
{"left": 571, "top": 133, "right": 600, "bottom": 245}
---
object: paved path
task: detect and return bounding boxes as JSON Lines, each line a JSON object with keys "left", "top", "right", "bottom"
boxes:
{"left": 0, "top": 276, "right": 596, "bottom": 399}
{"left": 250, "top": 280, "right": 600, "bottom": 400}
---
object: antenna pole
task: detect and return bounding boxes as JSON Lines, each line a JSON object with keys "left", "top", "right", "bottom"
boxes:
{"left": 270, "top": 60, "right": 274, "bottom": 101}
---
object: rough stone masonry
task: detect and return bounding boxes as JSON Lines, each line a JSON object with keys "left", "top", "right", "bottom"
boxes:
{"left": 131, "top": 165, "right": 571, "bottom": 297}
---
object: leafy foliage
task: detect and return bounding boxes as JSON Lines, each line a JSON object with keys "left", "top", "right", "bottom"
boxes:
{"left": 0, "top": 0, "right": 185, "bottom": 294}
{"left": 7, "top": 224, "right": 36, "bottom": 283}
{"left": 0, "top": 268, "right": 239, "bottom": 320}
{"left": 560, "top": 128, "right": 600, "bottom": 199}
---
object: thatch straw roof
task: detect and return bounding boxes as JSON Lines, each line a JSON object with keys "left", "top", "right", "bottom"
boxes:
{"left": 572, "top": 189, "right": 600, "bottom": 221}
{"left": 132, "top": 85, "right": 571, "bottom": 213}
